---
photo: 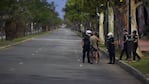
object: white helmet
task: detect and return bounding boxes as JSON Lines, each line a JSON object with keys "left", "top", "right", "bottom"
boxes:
{"left": 86, "top": 30, "right": 92, "bottom": 35}
{"left": 107, "top": 32, "right": 113, "bottom": 36}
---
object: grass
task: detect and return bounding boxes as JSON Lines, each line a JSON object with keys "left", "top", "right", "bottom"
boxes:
{"left": 0, "top": 31, "right": 50, "bottom": 47}
{"left": 99, "top": 44, "right": 149, "bottom": 77}
{"left": 127, "top": 57, "right": 149, "bottom": 76}
{"left": 116, "top": 50, "right": 149, "bottom": 77}
{"left": 75, "top": 31, "right": 82, "bottom": 37}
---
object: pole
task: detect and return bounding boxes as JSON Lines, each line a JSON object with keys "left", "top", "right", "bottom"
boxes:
{"left": 127, "top": 0, "right": 133, "bottom": 61}
{"left": 105, "top": 0, "right": 109, "bottom": 46}
{"left": 128, "top": 0, "right": 131, "bottom": 34}
{"left": 107, "top": 0, "right": 109, "bottom": 34}
{"left": 96, "top": 6, "right": 99, "bottom": 36}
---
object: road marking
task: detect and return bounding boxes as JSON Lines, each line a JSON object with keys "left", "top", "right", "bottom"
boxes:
{"left": 19, "top": 62, "right": 23, "bottom": 65}
{"left": 80, "top": 64, "right": 83, "bottom": 67}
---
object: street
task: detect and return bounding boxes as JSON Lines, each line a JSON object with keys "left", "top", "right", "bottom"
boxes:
{"left": 0, "top": 28, "right": 142, "bottom": 84}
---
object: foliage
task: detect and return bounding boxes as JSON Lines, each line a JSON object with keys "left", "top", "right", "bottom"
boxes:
{"left": 64, "top": 0, "right": 105, "bottom": 26}
{"left": 0, "top": 0, "right": 62, "bottom": 40}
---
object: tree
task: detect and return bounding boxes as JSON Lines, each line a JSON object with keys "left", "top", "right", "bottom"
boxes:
{"left": 0, "top": 0, "right": 62, "bottom": 40}
{"left": 142, "top": 0, "right": 149, "bottom": 37}
{"left": 64, "top": 0, "right": 104, "bottom": 31}
{"left": 130, "top": 0, "right": 143, "bottom": 32}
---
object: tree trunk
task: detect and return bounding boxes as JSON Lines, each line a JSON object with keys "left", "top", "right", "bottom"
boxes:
{"left": 5, "top": 20, "right": 17, "bottom": 40}
{"left": 15, "top": 19, "right": 25, "bottom": 38}
{"left": 136, "top": 5, "right": 145, "bottom": 37}
{"left": 113, "top": 6, "right": 127, "bottom": 49}
{"left": 42, "top": 25, "right": 47, "bottom": 32}
{"left": 143, "top": 0, "right": 149, "bottom": 25}
{"left": 99, "top": 12, "right": 105, "bottom": 44}
{"left": 131, "top": 0, "right": 143, "bottom": 57}
{"left": 109, "top": 7, "right": 114, "bottom": 33}
{"left": 131, "top": 0, "right": 142, "bottom": 32}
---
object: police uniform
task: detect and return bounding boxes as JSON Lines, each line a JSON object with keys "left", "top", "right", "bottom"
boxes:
{"left": 119, "top": 33, "right": 129, "bottom": 60}
{"left": 107, "top": 36, "right": 115, "bottom": 64}
{"left": 82, "top": 35, "right": 91, "bottom": 63}
{"left": 132, "top": 34, "right": 141, "bottom": 61}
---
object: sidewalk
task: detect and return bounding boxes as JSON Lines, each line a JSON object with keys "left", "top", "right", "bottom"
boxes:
{"left": 139, "top": 39, "right": 149, "bottom": 52}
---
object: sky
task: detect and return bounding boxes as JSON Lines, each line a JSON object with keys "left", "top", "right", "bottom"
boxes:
{"left": 47, "top": 0, "right": 67, "bottom": 19}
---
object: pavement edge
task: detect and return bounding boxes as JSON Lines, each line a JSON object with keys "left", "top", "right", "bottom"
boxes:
{"left": 100, "top": 48, "right": 149, "bottom": 84}
{"left": 0, "top": 38, "right": 34, "bottom": 50}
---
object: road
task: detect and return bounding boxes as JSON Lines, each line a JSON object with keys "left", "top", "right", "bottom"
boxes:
{"left": 0, "top": 28, "right": 142, "bottom": 84}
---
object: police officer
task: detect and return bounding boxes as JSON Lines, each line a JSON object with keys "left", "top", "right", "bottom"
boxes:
{"left": 119, "top": 30, "right": 129, "bottom": 60}
{"left": 132, "top": 30, "right": 141, "bottom": 61}
{"left": 82, "top": 30, "right": 92, "bottom": 64}
{"left": 107, "top": 32, "right": 115, "bottom": 64}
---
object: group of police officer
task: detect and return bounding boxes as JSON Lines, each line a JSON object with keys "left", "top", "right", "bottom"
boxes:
{"left": 82, "top": 29, "right": 141, "bottom": 64}
{"left": 119, "top": 30, "right": 141, "bottom": 62}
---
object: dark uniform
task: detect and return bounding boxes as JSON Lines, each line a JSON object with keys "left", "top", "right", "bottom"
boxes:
{"left": 132, "top": 34, "right": 141, "bottom": 61}
{"left": 82, "top": 35, "right": 91, "bottom": 63}
{"left": 119, "top": 33, "right": 129, "bottom": 60}
{"left": 107, "top": 36, "right": 115, "bottom": 64}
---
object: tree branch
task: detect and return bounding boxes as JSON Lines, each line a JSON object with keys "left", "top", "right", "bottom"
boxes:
{"left": 136, "top": 2, "right": 143, "bottom": 8}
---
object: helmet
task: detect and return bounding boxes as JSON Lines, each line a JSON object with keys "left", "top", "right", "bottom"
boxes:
{"left": 86, "top": 30, "right": 92, "bottom": 35}
{"left": 132, "top": 30, "right": 137, "bottom": 34}
{"left": 107, "top": 32, "right": 113, "bottom": 36}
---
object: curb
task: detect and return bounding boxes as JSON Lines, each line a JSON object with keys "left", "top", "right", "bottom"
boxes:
{"left": 117, "top": 60, "right": 149, "bottom": 84}
{"left": 0, "top": 30, "right": 54, "bottom": 50}
{"left": 0, "top": 38, "right": 34, "bottom": 50}
{"left": 100, "top": 48, "right": 149, "bottom": 84}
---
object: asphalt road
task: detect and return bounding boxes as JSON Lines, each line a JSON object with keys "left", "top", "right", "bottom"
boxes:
{"left": 0, "top": 28, "right": 142, "bottom": 84}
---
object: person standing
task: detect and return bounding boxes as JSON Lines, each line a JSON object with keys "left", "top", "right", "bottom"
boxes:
{"left": 90, "top": 32, "right": 100, "bottom": 64}
{"left": 119, "top": 30, "right": 129, "bottom": 60}
{"left": 132, "top": 30, "right": 141, "bottom": 61}
{"left": 107, "top": 32, "right": 115, "bottom": 64}
{"left": 82, "top": 30, "right": 92, "bottom": 64}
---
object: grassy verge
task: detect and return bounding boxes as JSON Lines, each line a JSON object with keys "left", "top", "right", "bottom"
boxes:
{"left": 75, "top": 31, "right": 82, "bottom": 37}
{"left": 116, "top": 51, "right": 149, "bottom": 76}
{"left": 117, "top": 52, "right": 149, "bottom": 77}
{"left": 0, "top": 31, "right": 50, "bottom": 47}
{"left": 99, "top": 44, "right": 149, "bottom": 77}
{"left": 127, "top": 57, "right": 149, "bottom": 76}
